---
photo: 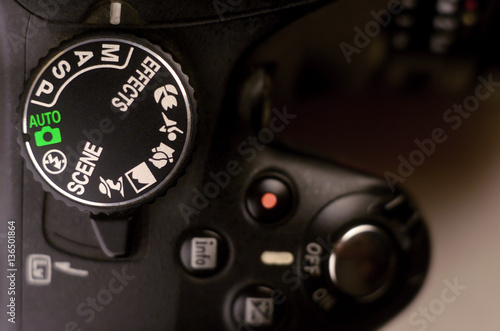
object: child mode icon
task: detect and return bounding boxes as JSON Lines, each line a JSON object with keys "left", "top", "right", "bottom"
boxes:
{"left": 149, "top": 143, "right": 175, "bottom": 169}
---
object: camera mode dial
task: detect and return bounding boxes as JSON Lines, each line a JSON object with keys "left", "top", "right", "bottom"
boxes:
{"left": 19, "top": 34, "right": 196, "bottom": 214}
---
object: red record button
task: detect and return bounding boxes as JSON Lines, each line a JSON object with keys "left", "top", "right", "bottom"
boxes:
{"left": 261, "top": 193, "right": 278, "bottom": 209}
{"left": 245, "top": 177, "right": 293, "bottom": 223}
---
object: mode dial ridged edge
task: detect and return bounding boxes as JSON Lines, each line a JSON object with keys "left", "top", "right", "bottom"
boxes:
{"left": 17, "top": 32, "right": 198, "bottom": 216}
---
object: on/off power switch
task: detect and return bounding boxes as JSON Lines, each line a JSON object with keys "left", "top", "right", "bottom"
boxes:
{"left": 179, "top": 229, "right": 229, "bottom": 277}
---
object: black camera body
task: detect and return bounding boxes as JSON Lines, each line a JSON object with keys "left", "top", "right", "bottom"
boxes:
{"left": 0, "top": 1, "right": 436, "bottom": 330}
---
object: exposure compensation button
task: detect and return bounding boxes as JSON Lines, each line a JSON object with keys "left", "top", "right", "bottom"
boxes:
{"left": 231, "top": 285, "right": 287, "bottom": 330}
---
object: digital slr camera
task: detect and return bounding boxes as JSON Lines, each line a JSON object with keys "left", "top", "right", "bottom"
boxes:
{"left": 4, "top": 0, "right": 494, "bottom": 329}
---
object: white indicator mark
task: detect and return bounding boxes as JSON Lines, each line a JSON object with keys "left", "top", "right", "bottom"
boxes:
{"left": 54, "top": 262, "right": 89, "bottom": 277}
{"left": 110, "top": 2, "right": 122, "bottom": 25}
{"left": 260, "top": 251, "right": 294, "bottom": 266}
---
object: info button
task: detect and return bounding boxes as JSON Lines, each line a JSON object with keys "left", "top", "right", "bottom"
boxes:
{"left": 191, "top": 237, "right": 217, "bottom": 270}
{"left": 179, "top": 229, "right": 228, "bottom": 277}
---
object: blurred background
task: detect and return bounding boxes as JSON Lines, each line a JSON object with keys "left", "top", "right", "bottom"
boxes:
{"left": 248, "top": 0, "right": 500, "bottom": 329}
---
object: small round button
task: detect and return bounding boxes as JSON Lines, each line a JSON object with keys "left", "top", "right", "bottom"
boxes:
{"left": 231, "top": 285, "right": 286, "bottom": 330}
{"left": 246, "top": 177, "right": 293, "bottom": 223}
{"left": 179, "top": 229, "right": 228, "bottom": 277}
{"left": 329, "top": 225, "right": 397, "bottom": 299}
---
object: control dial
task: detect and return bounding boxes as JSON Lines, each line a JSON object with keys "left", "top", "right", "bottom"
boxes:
{"left": 19, "top": 34, "right": 195, "bottom": 213}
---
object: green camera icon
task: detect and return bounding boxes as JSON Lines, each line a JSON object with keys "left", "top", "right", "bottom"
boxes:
{"left": 34, "top": 126, "right": 62, "bottom": 147}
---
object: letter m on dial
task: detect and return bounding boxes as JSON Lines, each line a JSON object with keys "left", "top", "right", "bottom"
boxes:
{"left": 102, "top": 44, "right": 120, "bottom": 62}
